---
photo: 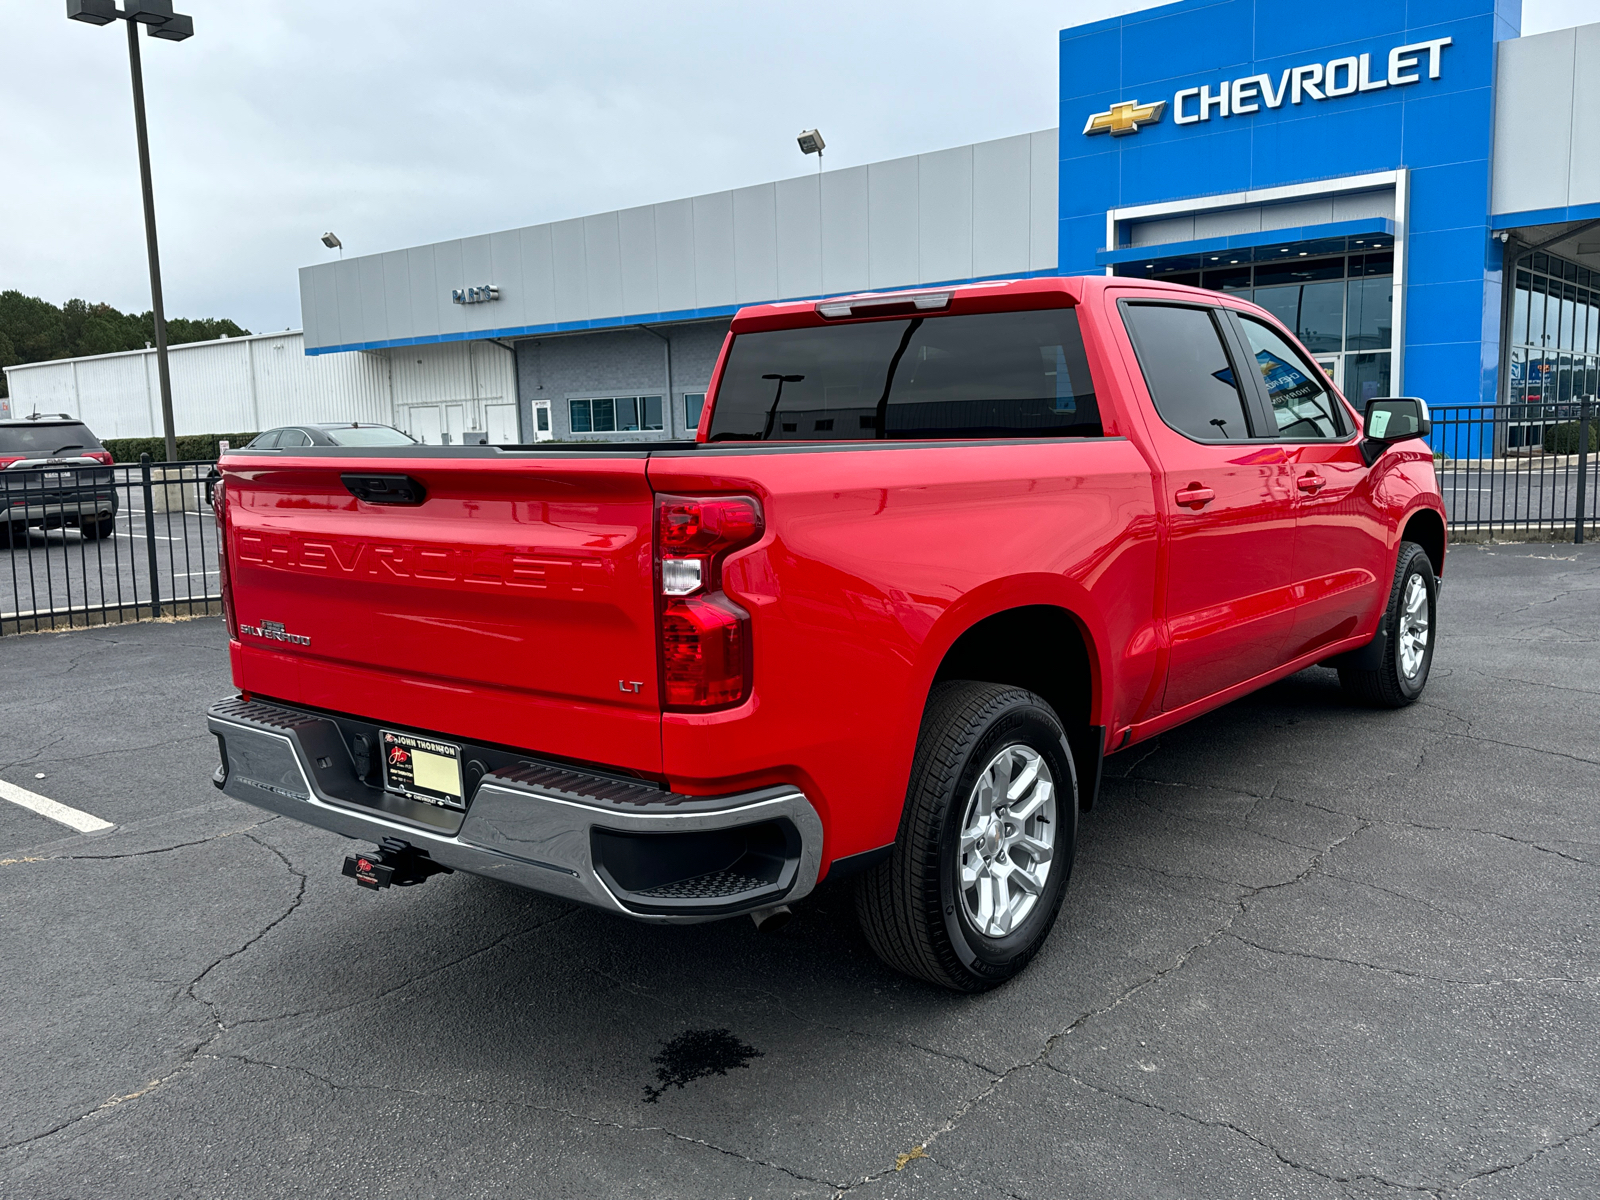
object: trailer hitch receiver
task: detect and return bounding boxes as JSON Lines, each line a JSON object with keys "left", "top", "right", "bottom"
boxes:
{"left": 342, "top": 838, "right": 453, "bottom": 891}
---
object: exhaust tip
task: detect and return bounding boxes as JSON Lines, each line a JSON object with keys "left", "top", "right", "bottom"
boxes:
{"left": 750, "top": 904, "right": 793, "bottom": 933}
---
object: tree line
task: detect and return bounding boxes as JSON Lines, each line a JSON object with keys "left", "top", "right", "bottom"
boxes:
{"left": 0, "top": 290, "right": 250, "bottom": 398}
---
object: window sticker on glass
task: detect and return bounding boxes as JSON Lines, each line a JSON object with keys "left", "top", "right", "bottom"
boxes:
{"left": 1367, "top": 409, "right": 1391, "bottom": 438}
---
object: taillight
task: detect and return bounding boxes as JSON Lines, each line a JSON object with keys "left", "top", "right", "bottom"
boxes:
{"left": 655, "top": 494, "right": 763, "bottom": 710}
{"left": 86, "top": 451, "right": 113, "bottom": 465}
{"left": 213, "top": 477, "right": 238, "bottom": 639}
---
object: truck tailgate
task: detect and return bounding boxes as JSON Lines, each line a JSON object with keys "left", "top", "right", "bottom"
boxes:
{"left": 222, "top": 454, "right": 662, "bottom": 774}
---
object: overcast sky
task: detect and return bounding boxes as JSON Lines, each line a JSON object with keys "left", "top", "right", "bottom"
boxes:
{"left": 3, "top": 0, "right": 1597, "bottom": 335}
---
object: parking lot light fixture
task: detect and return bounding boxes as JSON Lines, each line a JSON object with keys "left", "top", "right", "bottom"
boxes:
{"left": 798, "top": 129, "right": 825, "bottom": 175}
{"left": 66, "top": 0, "right": 118, "bottom": 24}
{"left": 123, "top": 0, "right": 175, "bottom": 24}
{"left": 63, "top": 0, "right": 196, "bottom": 465}
{"left": 321, "top": 232, "right": 343, "bottom": 258}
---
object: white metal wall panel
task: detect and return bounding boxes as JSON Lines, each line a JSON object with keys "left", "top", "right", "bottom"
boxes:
{"left": 359, "top": 255, "right": 388, "bottom": 346}
{"left": 8, "top": 361, "right": 78, "bottom": 420}
{"left": 1030, "top": 129, "right": 1059, "bottom": 271}
{"left": 655, "top": 198, "right": 698, "bottom": 313}
{"left": 381, "top": 250, "right": 416, "bottom": 341}
{"left": 618, "top": 205, "right": 661, "bottom": 316}
{"left": 518, "top": 225, "right": 557, "bottom": 327}
{"left": 297, "top": 127, "right": 1060, "bottom": 348}
{"left": 167, "top": 340, "right": 253, "bottom": 434}
{"left": 1569, "top": 24, "right": 1600, "bottom": 208}
{"left": 869, "top": 156, "right": 919, "bottom": 288}
{"left": 460, "top": 234, "right": 500, "bottom": 334}
{"left": 76, "top": 355, "right": 152, "bottom": 438}
{"left": 919, "top": 144, "right": 975, "bottom": 285}
{"left": 1492, "top": 26, "right": 1577, "bottom": 216}
{"left": 1130, "top": 189, "right": 1396, "bottom": 247}
{"left": 584, "top": 212, "right": 625, "bottom": 324}
{"left": 692, "top": 191, "right": 737, "bottom": 309}
{"left": 973, "top": 134, "right": 1032, "bottom": 278}
{"left": 6, "top": 333, "right": 397, "bottom": 440}
{"left": 407, "top": 245, "right": 441, "bottom": 345}
{"left": 775, "top": 174, "right": 823, "bottom": 299}
{"left": 297, "top": 266, "right": 322, "bottom": 348}
{"left": 432, "top": 240, "right": 468, "bottom": 338}
{"left": 550, "top": 218, "right": 589, "bottom": 320}
{"left": 333, "top": 258, "right": 365, "bottom": 348}
{"left": 732, "top": 183, "right": 779, "bottom": 304}
{"left": 489, "top": 229, "right": 526, "bottom": 331}
{"left": 1332, "top": 190, "right": 1396, "bottom": 221}
{"left": 312, "top": 265, "right": 341, "bottom": 349}
{"left": 822, "top": 165, "right": 871, "bottom": 294}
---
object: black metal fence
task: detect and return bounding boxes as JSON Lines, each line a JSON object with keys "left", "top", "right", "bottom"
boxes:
{"left": 3, "top": 408, "right": 1596, "bottom": 637}
{"left": 2, "top": 455, "right": 221, "bottom": 637}
{"left": 1434, "top": 397, "right": 1597, "bottom": 541}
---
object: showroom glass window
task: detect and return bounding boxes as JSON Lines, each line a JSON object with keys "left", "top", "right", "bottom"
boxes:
{"left": 1132, "top": 245, "right": 1394, "bottom": 406}
{"left": 1508, "top": 252, "right": 1600, "bottom": 408}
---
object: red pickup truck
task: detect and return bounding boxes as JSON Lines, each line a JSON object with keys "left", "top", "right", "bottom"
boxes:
{"left": 207, "top": 276, "right": 1444, "bottom": 991}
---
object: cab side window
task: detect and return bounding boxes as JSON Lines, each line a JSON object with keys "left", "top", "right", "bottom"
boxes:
{"left": 277, "top": 428, "right": 312, "bottom": 448}
{"left": 1121, "top": 303, "right": 1253, "bottom": 442}
{"left": 1238, "top": 316, "right": 1346, "bottom": 439}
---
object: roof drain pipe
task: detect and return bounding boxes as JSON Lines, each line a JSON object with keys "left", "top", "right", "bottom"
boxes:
{"left": 637, "top": 325, "right": 673, "bottom": 439}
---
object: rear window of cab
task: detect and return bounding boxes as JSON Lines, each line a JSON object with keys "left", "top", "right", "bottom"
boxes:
{"left": 707, "top": 308, "right": 1102, "bottom": 441}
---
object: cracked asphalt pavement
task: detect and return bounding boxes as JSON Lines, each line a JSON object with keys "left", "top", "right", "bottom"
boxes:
{"left": 2, "top": 543, "right": 1598, "bottom": 1199}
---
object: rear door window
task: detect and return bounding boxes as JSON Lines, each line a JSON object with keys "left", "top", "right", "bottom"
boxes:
{"left": 277, "top": 428, "right": 312, "bottom": 448}
{"left": 247, "top": 430, "right": 282, "bottom": 449}
{"left": 1120, "top": 304, "right": 1253, "bottom": 442}
{"left": 1237, "top": 316, "right": 1347, "bottom": 439}
{"left": 707, "top": 308, "right": 1101, "bottom": 441}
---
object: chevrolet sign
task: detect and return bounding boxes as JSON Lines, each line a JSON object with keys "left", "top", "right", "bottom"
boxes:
{"left": 1084, "top": 36, "right": 1451, "bottom": 136}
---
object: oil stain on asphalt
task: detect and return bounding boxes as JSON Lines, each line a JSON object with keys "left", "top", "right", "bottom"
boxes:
{"left": 642, "top": 1029, "right": 763, "bottom": 1102}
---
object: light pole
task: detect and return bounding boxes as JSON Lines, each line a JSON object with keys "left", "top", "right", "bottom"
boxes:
{"left": 67, "top": 0, "right": 194, "bottom": 464}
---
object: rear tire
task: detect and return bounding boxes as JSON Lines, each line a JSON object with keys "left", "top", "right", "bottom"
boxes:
{"left": 80, "top": 517, "right": 115, "bottom": 541}
{"left": 0, "top": 523, "right": 17, "bottom": 550}
{"left": 856, "top": 682, "right": 1077, "bottom": 992}
{"left": 1339, "top": 541, "right": 1437, "bottom": 708}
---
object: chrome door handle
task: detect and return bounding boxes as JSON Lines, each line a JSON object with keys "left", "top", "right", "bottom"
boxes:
{"left": 1174, "top": 485, "right": 1215, "bottom": 509}
{"left": 1296, "top": 474, "right": 1326, "bottom": 493}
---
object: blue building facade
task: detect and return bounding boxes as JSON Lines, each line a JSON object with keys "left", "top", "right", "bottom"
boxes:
{"left": 1060, "top": 0, "right": 1518, "bottom": 417}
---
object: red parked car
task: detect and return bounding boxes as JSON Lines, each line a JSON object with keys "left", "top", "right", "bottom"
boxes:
{"left": 206, "top": 276, "right": 1444, "bottom": 991}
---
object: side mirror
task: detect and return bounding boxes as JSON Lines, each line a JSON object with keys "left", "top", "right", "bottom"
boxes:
{"left": 1362, "top": 397, "right": 1431, "bottom": 464}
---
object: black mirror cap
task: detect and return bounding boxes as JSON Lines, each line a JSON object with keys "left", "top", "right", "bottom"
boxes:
{"left": 1364, "top": 397, "right": 1432, "bottom": 444}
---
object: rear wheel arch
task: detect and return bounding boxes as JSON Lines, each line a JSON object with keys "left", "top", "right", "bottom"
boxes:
{"left": 930, "top": 604, "right": 1103, "bottom": 810}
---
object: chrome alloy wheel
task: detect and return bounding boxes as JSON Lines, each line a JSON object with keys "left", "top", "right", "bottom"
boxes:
{"left": 1397, "top": 572, "right": 1431, "bottom": 680}
{"left": 957, "top": 744, "right": 1057, "bottom": 938}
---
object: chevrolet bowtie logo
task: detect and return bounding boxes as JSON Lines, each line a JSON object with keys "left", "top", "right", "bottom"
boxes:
{"left": 1083, "top": 99, "right": 1167, "bottom": 137}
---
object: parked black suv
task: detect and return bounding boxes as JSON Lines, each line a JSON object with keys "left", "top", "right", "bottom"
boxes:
{"left": 0, "top": 415, "right": 119, "bottom": 548}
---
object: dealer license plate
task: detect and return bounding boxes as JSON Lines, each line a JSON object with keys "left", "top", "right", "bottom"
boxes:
{"left": 379, "top": 729, "right": 465, "bottom": 810}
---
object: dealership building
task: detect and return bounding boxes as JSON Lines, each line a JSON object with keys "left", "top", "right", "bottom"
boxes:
{"left": 9, "top": 0, "right": 1600, "bottom": 449}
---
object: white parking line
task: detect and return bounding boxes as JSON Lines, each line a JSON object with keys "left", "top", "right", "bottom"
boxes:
{"left": 0, "top": 778, "right": 113, "bottom": 834}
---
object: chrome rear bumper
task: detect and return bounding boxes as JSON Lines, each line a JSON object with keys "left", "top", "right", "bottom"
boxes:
{"left": 206, "top": 696, "right": 823, "bottom": 923}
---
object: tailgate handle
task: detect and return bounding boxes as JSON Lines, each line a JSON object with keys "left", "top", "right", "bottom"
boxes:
{"left": 342, "top": 473, "right": 426, "bottom": 506}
